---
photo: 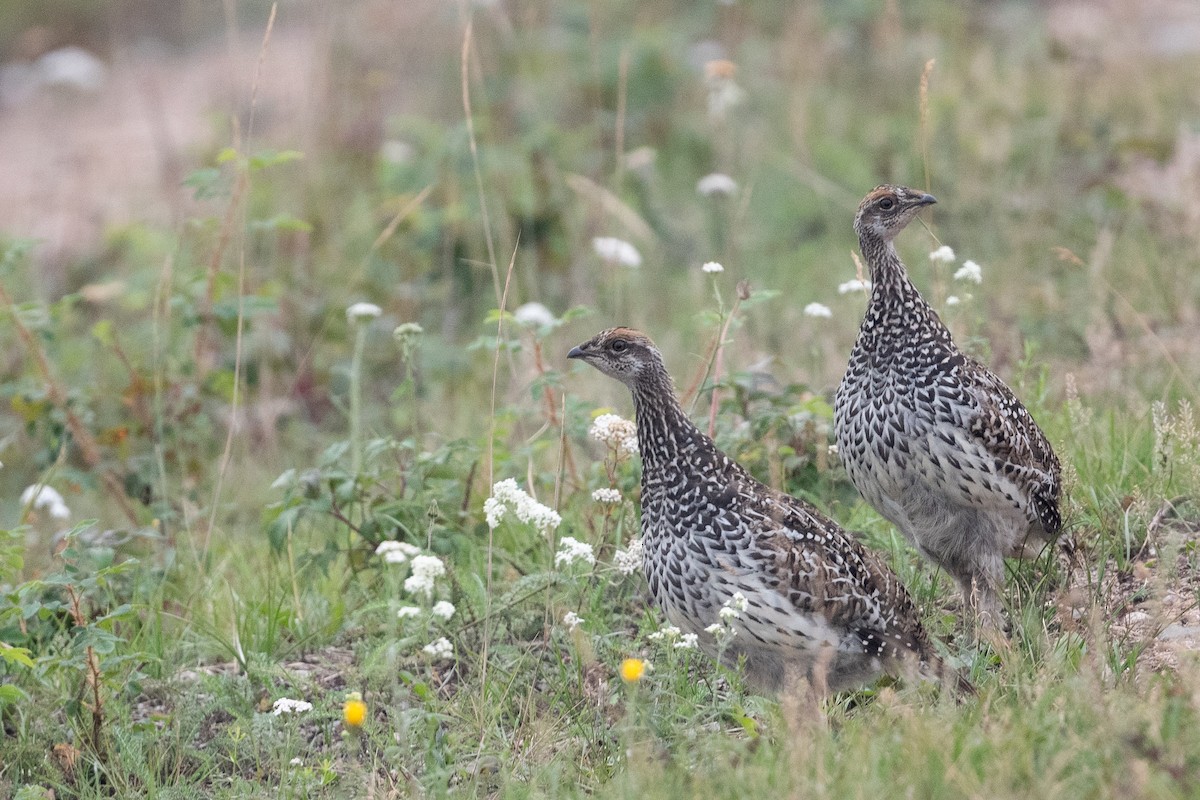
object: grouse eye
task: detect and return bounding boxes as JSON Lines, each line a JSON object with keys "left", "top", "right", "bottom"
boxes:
{"left": 610, "top": 339, "right": 628, "bottom": 353}
{"left": 878, "top": 197, "right": 896, "bottom": 211}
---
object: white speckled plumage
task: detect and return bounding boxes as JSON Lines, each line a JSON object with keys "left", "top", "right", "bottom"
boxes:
{"left": 570, "top": 327, "right": 967, "bottom": 694}
{"left": 834, "top": 185, "right": 1062, "bottom": 629}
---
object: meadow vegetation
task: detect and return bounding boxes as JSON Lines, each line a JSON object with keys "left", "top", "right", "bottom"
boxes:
{"left": 3, "top": 1, "right": 1200, "bottom": 797}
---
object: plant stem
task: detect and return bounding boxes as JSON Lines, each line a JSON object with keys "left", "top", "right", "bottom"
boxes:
{"left": 350, "top": 324, "right": 367, "bottom": 476}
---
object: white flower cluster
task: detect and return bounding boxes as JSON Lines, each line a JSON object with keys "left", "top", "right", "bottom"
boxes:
{"left": 701, "top": 261, "right": 725, "bottom": 274}
{"left": 647, "top": 623, "right": 699, "bottom": 650}
{"left": 422, "top": 637, "right": 454, "bottom": 660}
{"left": 591, "top": 487, "right": 621, "bottom": 505}
{"left": 20, "top": 484, "right": 70, "bottom": 520}
{"left": 404, "top": 554, "right": 446, "bottom": 600}
{"left": 431, "top": 600, "right": 456, "bottom": 620}
{"left": 718, "top": 592, "right": 749, "bottom": 620}
{"left": 928, "top": 245, "right": 956, "bottom": 264}
{"left": 484, "top": 478, "right": 563, "bottom": 534}
{"left": 613, "top": 536, "right": 644, "bottom": 576}
{"left": 704, "top": 593, "right": 747, "bottom": 646}
{"left": 397, "top": 606, "right": 422, "bottom": 619}
{"left": 555, "top": 536, "right": 596, "bottom": 569}
{"left": 647, "top": 624, "right": 681, "bottom": 641}
{"left": 697, "top": 173, "right": 737, "bottom": 197}
{"left": 346, "top": 302, "right": 382, "bottom": 324}
{"left": 589, "top": 413, "right": 638, "bottom": 457}
{"left": 375, "top": 540, "right": 421, "bottom": 565}
{"left": 514, "top": 302, "right": 557, "bottom": 329}
{"left": 592, "top": 236, "right": 643, "bottom": 268}
{"left": 837, "top": 278, "right": 872, "bottom": 294}
{"left": 953, "top": 259, "right": 982, "bottom": 284}
{"left": 272, "top": 698, "right": 313, "bottom": 715}
{"left": 803, "top": 302, "right": 832, "bottom": 319}
{"left": 562, "top": 611, "right": 584, "bottom": 631}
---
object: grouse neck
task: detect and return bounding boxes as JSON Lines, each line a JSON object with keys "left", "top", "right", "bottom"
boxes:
{"left": 628, "top": 368, "right": 705, "bottom": 473}
{"left": 859, "top": 234, "right": 924, "bottom": 306}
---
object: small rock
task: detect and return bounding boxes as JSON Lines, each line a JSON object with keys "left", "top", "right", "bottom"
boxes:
{"left": 1157, "top": 624, "right": 1200, "bottom": 641}
{"left": 1126, "top": 611, "right": 1152, "bottom": 625}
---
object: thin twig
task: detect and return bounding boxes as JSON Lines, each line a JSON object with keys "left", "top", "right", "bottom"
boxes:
{"left": 706, "top": 286, "right": 747, "bottom": 438}
{"left": 614, "top": 47, "right": 630, "bottom": 185}
{"left": 0, "top": 281, "right": 138, "bottom": 524}
{"left": 479, "top": 241, "right": 519, "bottom": 749}
{"left": 204, "top": 2, "right": 278, "bottom": 560}
{"left": 462, "top": 20, "right": 502, "bottom": 306}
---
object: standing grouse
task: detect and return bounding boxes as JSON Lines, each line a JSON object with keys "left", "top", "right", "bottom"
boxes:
{"left": 834, "top": 185, "right": 1062, "bottom": 630}
{"left": 570, "top": 327, "right": 965, "bottom": 694}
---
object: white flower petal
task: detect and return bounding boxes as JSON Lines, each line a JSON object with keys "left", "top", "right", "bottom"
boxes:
{"left": 696, "top": 173, "right": 738, "bottom": 197}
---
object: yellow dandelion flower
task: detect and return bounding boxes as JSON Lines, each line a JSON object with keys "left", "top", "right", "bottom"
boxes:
{"left": 343, "top": 692, "right": 367, "bottom": 728}
{"left": 620, "top": 658, "right": 646, "bottom": 683}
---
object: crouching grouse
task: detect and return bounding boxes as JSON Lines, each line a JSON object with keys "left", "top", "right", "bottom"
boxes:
{"left": 570, "top": 327, "right": 966, "bottom": 694}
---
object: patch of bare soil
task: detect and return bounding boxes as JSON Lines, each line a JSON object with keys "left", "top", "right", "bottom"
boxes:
{"left": 1061, "top": 499, "right": 1200, "bottom": 674}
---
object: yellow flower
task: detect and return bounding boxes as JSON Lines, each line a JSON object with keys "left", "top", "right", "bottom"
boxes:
{"left": 343, "top": 692, "right": 367, "bottom": 728}
{"left": 620, "top": 658, "right": 646, "bottom": 683}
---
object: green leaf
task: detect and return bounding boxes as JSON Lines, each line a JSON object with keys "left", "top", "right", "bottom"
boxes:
{"left": 0, "top": 683, "right": 28, "bottom": 704}
{"left": 0, "top": 641, "right": 35, "bottom": 668}
{"left": 248, "top": 149, "right": 305, "bottom": 171}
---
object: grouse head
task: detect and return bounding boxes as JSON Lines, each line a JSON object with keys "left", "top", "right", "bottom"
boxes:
{"left": 853, "top": 185, "right": 937, "bottom": 243}
{"left": 568, "top": 327, "right": 664, "bottom": 389}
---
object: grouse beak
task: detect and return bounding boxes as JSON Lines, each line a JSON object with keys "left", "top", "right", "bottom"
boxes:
{"left": 916, "top": 193, "right": 937, "bottom": 206}
{"left": 567, "top": 345, "right": 586, "bottom": 360}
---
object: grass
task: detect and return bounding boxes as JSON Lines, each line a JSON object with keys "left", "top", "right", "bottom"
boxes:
{"left": 3, "top": 0, "right": 1200, "bottom": 797}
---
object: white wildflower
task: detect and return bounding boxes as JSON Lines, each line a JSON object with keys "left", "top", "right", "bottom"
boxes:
{"left": 431, "top": 601, "right": 456, "bottom": 621}
{"left": 613, "top": 537, "right": 644, "bottom": 575}
{"left": 513, "top": 302, "right": 557, "bottom": 329}
{"left": 718, "top": 592, "right": 748, "bottom": 622}
{"left": 837, "top": 278, "right": 872, "bottom": 294}
{"left": 404, "top": 554, "right": 447, "bottom": 600}
{"left": 272, "top": 698, "right": 313, "bottom": 715}
{"left": 289, "top": 757, "right": 303, "bottom": 767}
{"left": 346, "top": 302, "right": 382, "bottom": 324}
{"left": 422, "top": 637, "right": 454, "bottom": 660}
{"left": 946, "top": 296, "right": 961, "bottom": 306}
{"left": 590, "top": 413, "right": 639, "bottom": 457}
{"left": 592, "top": 236, "right": 642, "bottom": 268}
{"left": 485, "top": 478, "right": 562, "bottom": 534}
{"left": 483, "top": 496, "right": 506, "bottom": 529}
{"left": 20, "top": 484, "right": 71, "bottom": 520}
{"left": 701, "top": 261, "right": 725, "bottom": 273}
{"left": 953, "top": 260, "right": 982, "bottom": 284}
{"left": 625, "top": 146, "right": 657, "bottom": 172}
{"left": 696, "top": 173, "right": 738, "bottom": 197}
{"left": 592, "top": 488, "right": 621, "bottom": 505}
{"left": 704, "top": 622, "right": 737, "bottom": 645}
{"left": 675, "top": 633, "right": 699, "bottom": 650}
{"left": 375, "top": 540, "right": 421, "bottom": 564}
{"left": 555, "top": 536, "right": 596, "bottom": 569}
{"left": 397, "top": 606, "right": 422, "bottom": 619}
{"left": 929, "top": 245, "right": 956, "bottom": 264}
{"left": 648, "top": 624, "right": 681, "bottom": 642}
{"left": 803, "top": 302, "right": 832, "bottom": 318}
{"left": 562, "top": 611, "right": 584, "bottom": 631}
{"left": 380, "top": 139, "right": 413, "bottom": 164}
{"left": 393, "top": 321, "right": 423, "bottom": 338}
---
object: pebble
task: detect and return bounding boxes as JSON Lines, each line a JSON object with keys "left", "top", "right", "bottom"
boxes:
{"left": 1157, "top": 624, "right": 1200, "bottom": 641}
